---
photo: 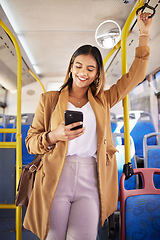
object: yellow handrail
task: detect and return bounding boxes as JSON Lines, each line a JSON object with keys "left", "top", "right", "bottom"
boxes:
{"left": 103, "top": 40, "right": 121, "bottom": 67}
{"left": 0, "top": 128, "right": 17, "bottom": 133}
{"left": 0, "top": 19, "right": 22, "bottom": 240}
{"left": 0, "top": 204, "right": 17, "bottom": 209}
{"left": 121, "top": 0, "right": 145, "bottom": 164}
{"left": 29, "top": 69, "right": 46, "bottom": 93}
{"left": 0, "top": 142, "right": 17, "bottom": 148}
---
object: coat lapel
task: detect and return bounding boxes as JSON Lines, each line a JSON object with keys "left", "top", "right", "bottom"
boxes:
{"left": 57, "top": 87, "right": 69, "bottom": 122}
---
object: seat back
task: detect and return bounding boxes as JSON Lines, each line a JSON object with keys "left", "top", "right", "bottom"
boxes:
{"left": 114, "top": 114, "right": 124, "bottom": 133}
{"left": 120, "top": 168, "right": 160, "bottom": 240}
{"left": 21, "top": 114, "right": 35, "bottom": 165}
{"left": 143, "top": 132, "right": 160, "bottom": 188}
{"left": 0, "top": 125, "right": 4, "bottom": 142}
{"left": 5, "top": 115, "right": 16, "bottom": 142}
{"left": 110, "top": 112, "right": 117, "bottom": 133}
{"left": 0, "top": 114, "right": 16, "bottom": 141}
{"left": 13, "top": 113, "right": 35, "bottom": 165}
{"left": 0, "top": 114, "right": 4, "bottom": 142}
{"left": 117, "top": 111, "right": 156, "bottom": 158}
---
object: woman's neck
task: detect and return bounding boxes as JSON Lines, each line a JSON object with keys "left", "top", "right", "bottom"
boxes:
{"left": 69, "top": 87, "right": 88, "bottom": 100}
{"left": 69, "top": 87, "right": 88, "bottom": 108}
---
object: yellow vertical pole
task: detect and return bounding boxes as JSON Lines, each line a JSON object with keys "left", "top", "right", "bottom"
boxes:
{"left": 0, "top": 19, "right": 22, "bottom": 240}
{"left": 121, "top": 0, "right": 145, "bottom": 164}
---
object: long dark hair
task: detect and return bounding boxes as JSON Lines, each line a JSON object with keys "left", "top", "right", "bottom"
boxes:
{"left": 60, "top": 45, "right": 105, "bottom": 96}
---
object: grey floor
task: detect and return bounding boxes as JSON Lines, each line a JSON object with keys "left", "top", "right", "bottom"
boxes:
{"left": 0, "top": 208, "right": 39, "bottom": 240}
{"left": 0, "top": 213, "right": 120, "bottom": 240}
{"left": 0, "top": 231, "right": 38, "bottom": 240}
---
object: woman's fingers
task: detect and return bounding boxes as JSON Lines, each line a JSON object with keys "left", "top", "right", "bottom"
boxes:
{"left": 65, "top": 121, "right": 83, "bottom": 131}
{"left": 52, "top": 121, "right": 85, "bottom": 142}
{"left": 137, "top": 11, "right": 152, "bottom": 34}
{"left": 139, "top": 11, "right": 151, "bottom": 20}
{"left": 64, "top": 123, "right": 85, "bottom": 141}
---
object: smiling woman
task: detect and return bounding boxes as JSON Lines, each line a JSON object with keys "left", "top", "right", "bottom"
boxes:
{"left": 61, "top": 45, "right": 105, "bottom": 98}
{"left": 70, "top": 54, "right": 98, "bottom": 105}
{"left": 24, "top": 10, "right": 152, "bottom": 239}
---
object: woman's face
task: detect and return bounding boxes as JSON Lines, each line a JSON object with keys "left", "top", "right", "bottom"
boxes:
{"left": 71, "top": 54, "right": 98, "bottom": 91}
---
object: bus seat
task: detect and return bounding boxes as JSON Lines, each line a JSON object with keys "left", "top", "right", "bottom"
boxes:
{"left": 143, "top": 132, "right": 160, "bottom": 188}
{"left": 118, "top": 111, "right": 156, "bottom": 158}
{"left": 0, "top": 114, "right": 5, "bottom": 141}
{"left": 114, "top": 115, "right": 124, "bottom": 133}
{"left": 13, "top": 113, "right": 35, "bottom": 165}
{"left": 21, "top": 113, "right": 35, "bottom": 125}
{"left": 120, "top": 168, "right": 160, "bottom": 240}
{"left": 20, "top": 113, "right": 35, "bottom": 165}
{"left": 5, "top": 115, "right": 16, "bottom": 142}
{"left": 0, "top": 114, "right": 16, "bottom": 142}
{"left": 110, "top": 112, "right": 117, "bottom": 133}
{"left": 21, "top": 125, "right": 35, "bottom": 165}
{"left": 0, "top": 126, "right": 4, "bottom": 142}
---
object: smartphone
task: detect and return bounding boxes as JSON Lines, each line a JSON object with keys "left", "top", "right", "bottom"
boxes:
{"left": 65, "top": 110, "right": 83, "bottom": 131}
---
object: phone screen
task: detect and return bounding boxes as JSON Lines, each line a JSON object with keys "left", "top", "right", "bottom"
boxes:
{"left": 65, "top": 110, "right": 83, "bottom": 130}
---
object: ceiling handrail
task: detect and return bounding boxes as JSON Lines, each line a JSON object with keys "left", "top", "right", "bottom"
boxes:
{"left": 29, "top": 69, "right": 46, "bottom": 93}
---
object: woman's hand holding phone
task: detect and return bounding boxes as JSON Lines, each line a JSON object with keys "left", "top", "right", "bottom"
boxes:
{"left": 46, "top": 118, "right": 85, "bottom": 145}
{"left": 53, "top": 121, "right": 85, "bottom": 141}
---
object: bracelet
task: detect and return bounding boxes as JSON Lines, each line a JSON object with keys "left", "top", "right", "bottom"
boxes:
{"left": 46, "top": 131, "right": 58, "bottom": 149}
{"left": 47, "top": 142, "right": 57, "bottom": 150}
{"left": 139, "top": 34, "right": 150, "bottom": 38}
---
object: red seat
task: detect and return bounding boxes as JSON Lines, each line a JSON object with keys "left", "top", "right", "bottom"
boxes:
{"left": 120, "top": 168, "right": 160, "bottom": 240}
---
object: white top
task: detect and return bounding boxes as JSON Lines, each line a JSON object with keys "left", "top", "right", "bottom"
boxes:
{"left": 66, "top": 102, "right": 97, "bottom": 158}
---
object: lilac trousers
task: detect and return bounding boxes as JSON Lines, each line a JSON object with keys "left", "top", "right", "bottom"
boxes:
{"left": 46, "top": 155, "right": 100, "bottom": 240}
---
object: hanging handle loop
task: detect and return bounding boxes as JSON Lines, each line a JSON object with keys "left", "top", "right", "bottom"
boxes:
{"left": 136, "top": 3, "right": 156, "bottom": 18}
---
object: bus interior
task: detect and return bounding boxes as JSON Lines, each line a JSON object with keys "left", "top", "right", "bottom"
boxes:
{"left": 0, "top": 0, "right": 160, "bottom": 239}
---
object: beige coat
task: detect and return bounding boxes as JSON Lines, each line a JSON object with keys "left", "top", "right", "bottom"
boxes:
{"left": 24, "top": 46, "right": 150, "bottom": 240}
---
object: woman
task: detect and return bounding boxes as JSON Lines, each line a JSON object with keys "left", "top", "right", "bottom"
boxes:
{"left": 24, "top": 11, "right": 152, "bottom": 240}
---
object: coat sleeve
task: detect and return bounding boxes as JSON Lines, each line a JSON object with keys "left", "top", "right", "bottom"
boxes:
{"left": 104, "top": 46, "right": 150, "bottom": 108}
{"left": 25, "top": 93, "right": 55, "bottom": 154}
